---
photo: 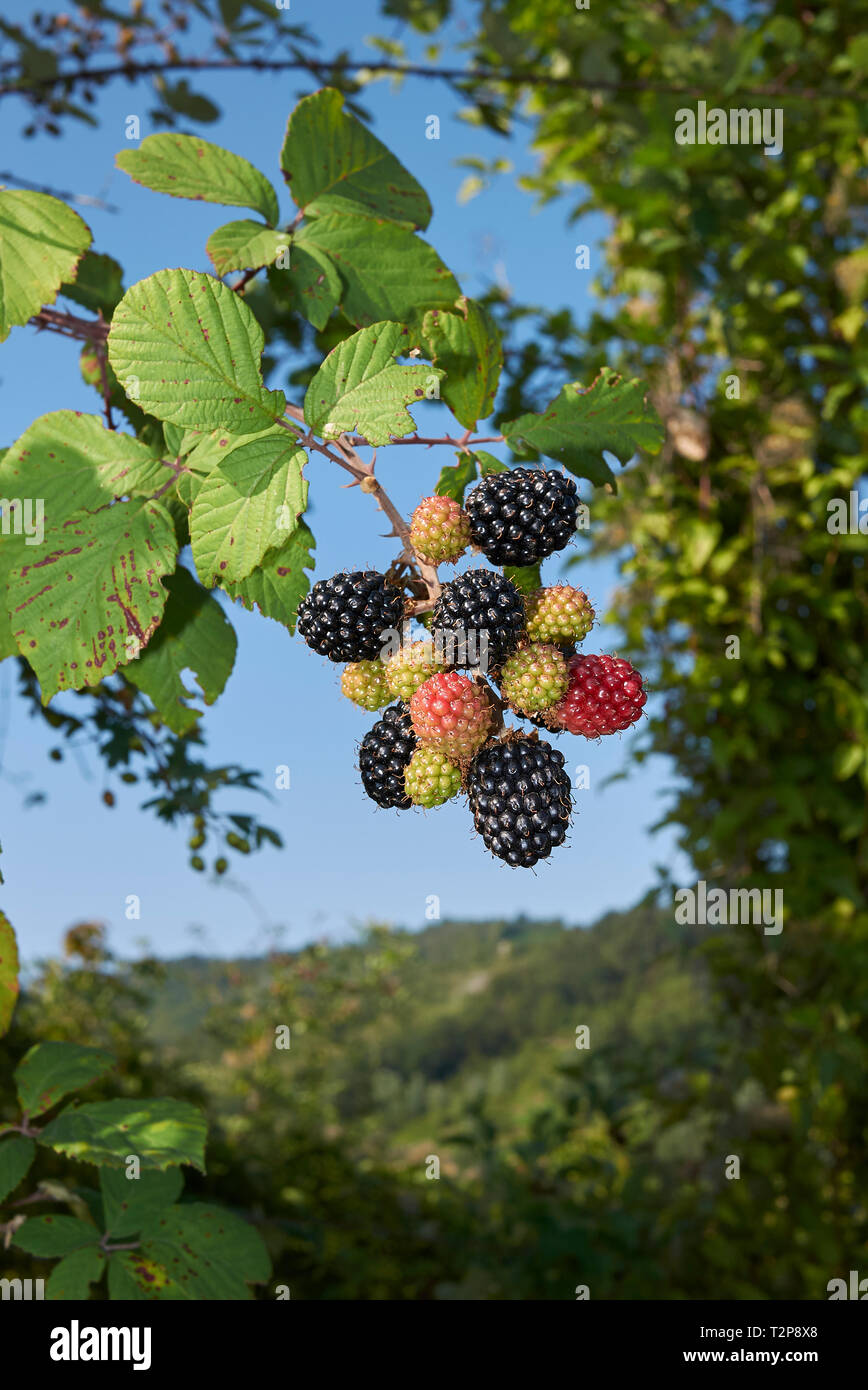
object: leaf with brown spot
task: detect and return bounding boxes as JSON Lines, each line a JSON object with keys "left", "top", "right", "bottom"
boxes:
{"left": 7, "top": 498, "right": 178, "bottom": 702}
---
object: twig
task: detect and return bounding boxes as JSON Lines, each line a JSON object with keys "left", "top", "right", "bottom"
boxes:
{"left": 94, "top": 336, "right": 115, "bottom": 431}
{"left": 0, "top": 55, "right": 857, "bottom": 103}
{"left": 0, "top": 170, "right": 119, "bottom": 212}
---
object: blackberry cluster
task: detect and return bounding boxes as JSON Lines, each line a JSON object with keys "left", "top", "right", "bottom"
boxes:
{"left": 297, "top": 570, "right": 403, "bottom": 662}
{"left": 465, "top": 467, "right": 579, "bottom": 566}
{"left": 358, "top": 703, "right": 417, "bottom": 809}
{"left": 298, "top": 470, "right": 645, "bottom": 867}
{"left": 432, "top": 569, "right": 525, "bottom": 668}
{"left": 467, "top": 738, "right": 572, "bottom": 868}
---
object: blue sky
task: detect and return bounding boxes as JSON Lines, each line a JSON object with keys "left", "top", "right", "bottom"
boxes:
{"left": 0, "top": 1, "right": 691, "bottom": 961}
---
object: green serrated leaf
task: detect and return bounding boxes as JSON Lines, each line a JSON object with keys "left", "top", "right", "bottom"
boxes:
{"left": 124, "top": 566, "right": 237, "bottom": 734}
{"left": 39, "top": 1098, "right": 208, "bottom": 1172}
{"left": 7, "top": 499, "right": 178, "bottom": 702}
{"left": 45, "top": 1245, "right": 106, "bottom": 1300}
{"left": 299, "top": 215, "right": 459, "bottom": 331}
{"left": 13, "top": 1215, "right": 99, "bottom": 1258}
{"left": 116, "top": 133, "right": 279, "bottom": 226}
{"left": 0, "top": 1136, "right": 35, "bottom": 1204}
{"left": 206, "top": 220, "right": 290, "bottom": 277}
{"left": 136, "top": 1202, "right": 270, "bottom": 1299}
{"left": 60, "top": 250, "right": 124, "bottom": 317}
{"left": 0, "top": 188, "right": 92, "bottom": 341}
{"left": 190, "top": 430, "right": 308, "bottom": 584}
{"left": 281, "top": 87, "right": 431, "bottom": 230}
{"left": 422, "top": 297, "right": 502, "bottom": 428}
{"left": 15, "top": 1041, "right": 115, "bottom": 1117}
{"left": 434, "top": 451, "right": 478, "bottom": 503}
{"left": 222, "top": 520, "right": 315, "bottom": 632}
{"left": 108, "top": 1250, "right": 186, "bottom": 1300}
{"left": 0, "top": 910, "right": 19, "bottom": 1036}
{"left": 304, "top": 321, "right": 442, "bottom": 445}
{"left": 502, "top": 370, "right": 664, "bottom": 486}
{"left": 0, "top": 412, "right": 167, "bottom": 517}
{"left": 108, "top": 268, "right": 286, "bottom": 435}
{"left": 275, "top": 244, "right": 341, "bottom": 331}
{"left": 100, "top": 1166, "right": 184, "bottom": 1238}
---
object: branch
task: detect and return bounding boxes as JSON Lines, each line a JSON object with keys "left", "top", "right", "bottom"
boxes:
{"left": 0, "top": 170, "right": 118, "bottom": 212}
{"left": 0, "top": 55, "right": 857, "bottom": 103}
{"left": 29, "top": 306, "right": 108, "bottom": 342}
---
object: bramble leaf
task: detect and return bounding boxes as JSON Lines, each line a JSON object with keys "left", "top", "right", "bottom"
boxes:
{"left": 502, "top": 369, "right": 665, "bottom": 486}
{"left": 45, "top": 1246, "right": 106, "bottom": 1300}
{"left": 61, "top": 250, "right": 124, "bottom": 317}
{"left": 108, "top": 268, "right": 286, "bottom": 436}
{"left": 304, "top": 321, "right": 442, "bottom": 445}
{"left": 15, "top": 1041, "right": 115, "bottom": 1117}
{"left": 275, "top": 245, "right": 341, "bottom": 331}
{"left": 221, "top": 520, "right": 315, "bottom": 632}
{"left": 116, "top": 133, "right": 279, "bottom": 226}
{"left": 422, "top": 297, "right": 502, "bottom": 428}
{"left": 0, "top": 910, "right": 19, "bottom": 1036}
{"left": 13, "top": 1215, "right": 100, "bottom": 1258}
{"left": 434, "top": 452, "right": 478, "bottom": 503}
{"left": 124, "top": 567, "right": 237, "bottom": 734}
{"left": 281, "top": 88, "right": 431, "bottom": 230}
{"left": 7, "top": 499, "right": 178, "bottom": 701}
{"left": 0, "top": 411, "right": 167, "bottom": 517}
{"left": 39, "top": 1098, "right": 208, "bottom": 1171}
{"left": 0, "top": 1136, "right": 34, "bottom": 1203}
{"left": 135, "top": 1202, "right": 270, "bottom": 1299}
{"left": 190, "top": 430, "right": 308, "bottom": 585}
{"left": 108, "top": 1250, "right": 186, "bottom": 1300}
{"left": 0, "top": 189, "right": 91, "bottom": 341}
{"left": 298, "top": 215, "right": 459, "bottom": 331}
{"left": 206, "top": 220, "right": 289, "bottom": 277}
{"left": 100, "top": 1166, "right": 184, "bottom": 1238}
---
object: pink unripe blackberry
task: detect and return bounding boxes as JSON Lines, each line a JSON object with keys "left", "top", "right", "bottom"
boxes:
{"left": 340, "top": 660, "right": 391, "bottom": 711}
{"left": 525, "top": 585, "right": 594, "bottom": 645}
{"left": 500, "top": 643, "right": 569, "bottom": 714}
{"left": 404, "top": 747, "right": 462, "bottom": 808}
{"left": 552, "top": 653, "right": 647, "bottom": 737}
{"left": 384, "top": 639, "right": 447, "bottom": 702}
{"left": 410, "top": 671, "right": 494, "bottom": 759}
{"left": 410, "top": 495, "right": 471, "bottom": 565}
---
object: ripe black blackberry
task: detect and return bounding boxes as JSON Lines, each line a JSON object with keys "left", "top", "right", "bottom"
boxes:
{"left": 432, "top": 569, "right": 525, "bottom": 669}
{"left": 358, "top": 702, "right": 418, "bottom": 809}
{"left": 465, "top": 467, "right": 578, "bottom": 566}
{"left": 297, "top": 570, "right": 403, "bottom": 662}
{"left": 467, "top": 737, "right": 572, "bottom": 867}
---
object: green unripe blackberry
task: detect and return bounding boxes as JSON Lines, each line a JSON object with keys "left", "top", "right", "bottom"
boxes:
{"left": 500, "top": 643, "right": 569, "bottom": 714}
{"left": 404, "top": 747, "right": 462, "bottom": 808}
{"left": 525, "top": 585, "right": 594, "bottom": 645}
{"left": 341, "top": 659, "right": 391, "bottom": 711}
{"left": 410, "top": 495, "right": 471, "bottom": 564}
{"left": 384, "top": 640, "right": 447, "bottom": 702}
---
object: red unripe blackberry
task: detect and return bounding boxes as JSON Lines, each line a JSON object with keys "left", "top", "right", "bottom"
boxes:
{"left": 358, "top": 702, "right": 418, "bottom": 809}
{"left": 500, "top": 643, "right": 569, "bottom": 714}
{"left": 467, "top": 737, "right": 572, "bottom": 867}
{"left": 465, "top": 467, "right": 578, "bottom": 566}
{"left": 297, "top": 570, "right": 404, "bottom": 663}
{"left": 410, "top": 671, "right": 494, "bottom": 759}
{"left": 404, "top": 747, "right": 462, "bottom": 808}
{"left": 432, "top": 568, "right": 525, "bottom": 669}
{"left": 525, "top": 585, "right": 594, "bottom": 645}
{"left": 552, "top": 653, "right": 647, "bottom": 737}
{"left": 341, "top": 660, "right": 390, "bottom": 711}
{"left": 410, "top": 495, "right": 471, "bottom": 565}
